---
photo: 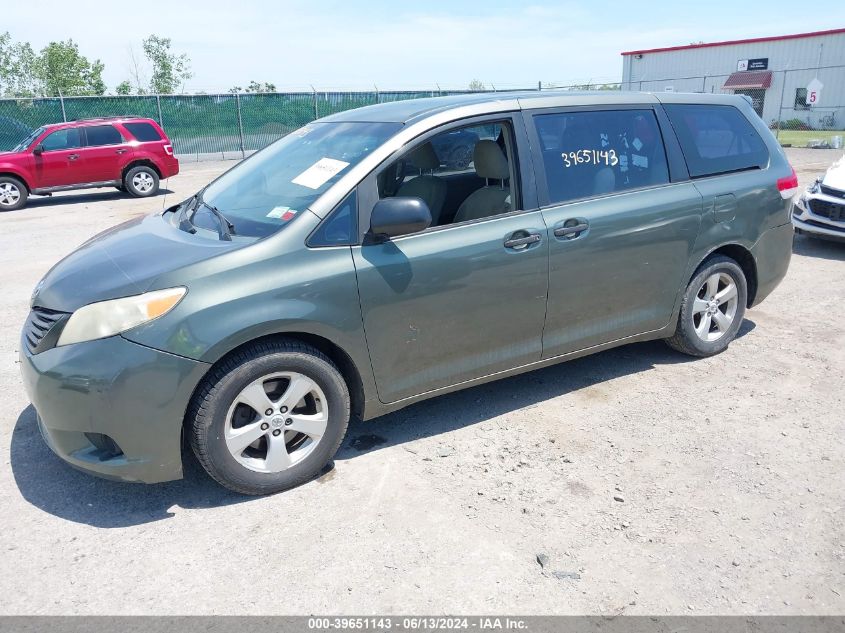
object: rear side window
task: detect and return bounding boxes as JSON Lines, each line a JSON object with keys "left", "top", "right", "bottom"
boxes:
{"left": 663, "top": 104, "right": 768, "bottom": 178}
{"left": 85, "top": 125, "right": 123, "bottom": 147}
{"left": 533, "top": 109, "right": 669, "bottom": 205}
{"left": 124, "top": 122, "right": 163, "bottom": 142}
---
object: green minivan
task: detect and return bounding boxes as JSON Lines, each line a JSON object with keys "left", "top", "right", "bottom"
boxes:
{"left": 20, "top": 91, "right": 795, "bottom": 494}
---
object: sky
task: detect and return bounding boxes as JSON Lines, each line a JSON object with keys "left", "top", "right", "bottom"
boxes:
{"left": 7, "top": 0, "right": 845, "bottom": 93}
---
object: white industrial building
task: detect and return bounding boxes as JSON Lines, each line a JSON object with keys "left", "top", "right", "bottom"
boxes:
{"left": 621, "top": 28, "right": 845, "bottom": 130}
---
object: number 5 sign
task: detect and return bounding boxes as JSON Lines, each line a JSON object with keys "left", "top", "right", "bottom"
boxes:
{"left": 806, "top": 78, "right": 823, "bottom": 106}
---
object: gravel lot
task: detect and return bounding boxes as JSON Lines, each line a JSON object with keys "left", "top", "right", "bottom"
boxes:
{"left": 0, "top": 150, "right": 843, "bottom": 615}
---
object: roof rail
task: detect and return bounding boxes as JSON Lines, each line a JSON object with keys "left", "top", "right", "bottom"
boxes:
{"left": 72, "top": 115, "right": 145, "bottom": 123}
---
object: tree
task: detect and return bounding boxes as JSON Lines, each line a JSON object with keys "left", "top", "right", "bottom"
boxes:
{"left": 34, "top": 39, "right": 106, "bottom": 96}
{"left": 0, "top": 32, "right": 38, "bottom": 96}
{"left": 142, "top": 35, "right": 192, "bottom": 94}
{"left": 115, "top": 80, "right": 132, "bottom": 96}
{"left": 468, "top": 79, "right": 486, "bottom": 92}
{"left": 246, "top": 80, "right": 276, "bottom": 93}
{"left": 229, "top": 81, "right": 276, "bottom": 94}
{"left": 127, "top": 45, "right": 147, "bottom": 95}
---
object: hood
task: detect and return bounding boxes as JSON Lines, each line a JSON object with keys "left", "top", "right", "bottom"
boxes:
{"left": 822, "top": 154, "right": 845, "bottom": 191}
{"left": 33, "top": 212, "right": 242, "bottom": 312}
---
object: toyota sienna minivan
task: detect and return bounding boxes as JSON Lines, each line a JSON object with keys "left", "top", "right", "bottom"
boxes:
{"left": 20, "top": 92, "right": 794, "bottom": 495}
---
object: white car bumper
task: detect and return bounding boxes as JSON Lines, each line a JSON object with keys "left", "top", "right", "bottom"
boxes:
{"left": 791, "top": 189, "right": 845, "bottom": 241}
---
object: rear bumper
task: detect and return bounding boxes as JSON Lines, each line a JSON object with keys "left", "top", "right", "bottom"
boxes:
{"left": 19, "top": 334, "right": 209, "bottom": 483}
{"left": 750, "top": 222, "right": 793, "bottom": 307}
{"left": 160, "top": 156, "right": 179, "bottom": 178}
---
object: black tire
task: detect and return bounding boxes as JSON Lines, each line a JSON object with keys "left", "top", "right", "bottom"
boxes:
{"left": 665, "top": 255, "right": 748, "bottom": 357}
{"left": 0, "top": 175, "right": 28, "bottom": 211}
{"left": 123, "top": 165, "right": 159, "bottom": 198}
{"left": 188, "top": 339, "right": 350, "bottom": 495}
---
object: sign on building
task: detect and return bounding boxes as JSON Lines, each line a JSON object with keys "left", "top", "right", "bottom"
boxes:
{"left": 806, "top": 78, "right": 823, "bottom": 105}
{"left": 737, "top": 58, "right": 769, "bottom": 71}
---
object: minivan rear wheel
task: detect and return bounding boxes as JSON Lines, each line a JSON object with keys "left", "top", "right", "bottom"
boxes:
{"left": 188, "top": 339, "right": 350, "bottom": 495}
{"left": 124, "top": 165, "right": 159, "bottom": 197}
{"left": 0, "top": 176, "right": 27, "bottom": 211}
{"left": 665, "top": 255, "right": 747, "bottom": 357}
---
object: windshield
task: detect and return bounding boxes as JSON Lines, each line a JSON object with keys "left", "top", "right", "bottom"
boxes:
{"left": 13, "top": 127, "right": 44, "bottom": 153}
{"left": 197, "top": 121, "right": 401, "bottom": 238}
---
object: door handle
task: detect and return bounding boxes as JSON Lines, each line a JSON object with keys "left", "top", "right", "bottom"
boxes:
{"left": 504, "top": 233, "right": 541, "bottom": 249}
{"left": 116, "top": 149, "right": 128, "bottom": 154}
{"left": 67, "top": 154, "right": 79, "bottom": 161}
{"left": 554, "top": 221, "right": 589, "bottom": 239}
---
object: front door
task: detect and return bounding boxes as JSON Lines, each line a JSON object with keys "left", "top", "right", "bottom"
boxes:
{"left": 32, "top": 127, "right": 84, "bottom": 188}
{"left": 526, "top": 106, "right": 704, "bottom": 358}
{"left": 81, "top": 124, "right": 133, "bottom": 183}
{"left": 352, "top": 115, "right": 549, "bottom": 404}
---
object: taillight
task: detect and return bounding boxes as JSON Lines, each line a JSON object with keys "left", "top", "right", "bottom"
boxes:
{"left": 163, "top": 144, "right": 174, "bottom": 156}
{"left": 777, "top": 167, "right": 798, "bottom": 200}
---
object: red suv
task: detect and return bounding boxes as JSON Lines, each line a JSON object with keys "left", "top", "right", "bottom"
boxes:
{"left": 0, "top": 117, "right": 179, "bottom": 211}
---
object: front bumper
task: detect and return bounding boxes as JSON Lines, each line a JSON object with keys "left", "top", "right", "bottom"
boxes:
{"left": 791, "top": 193, "right": 845, "bottom": 241}
{"left": 19, "top": 334, "right": 209, "bottom": 483}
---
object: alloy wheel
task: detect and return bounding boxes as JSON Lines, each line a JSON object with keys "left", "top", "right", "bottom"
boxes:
{"left": 692, "top": 272, "right": 739, "bottom": 342}
{"left": 132, "top": 171, "right": 155, "bottom": 193}
{"left": 0, "top": 182, "right": 21, "bottom": 207}
{"left": 224, "top": 372, "right": 328, "bottom": 473}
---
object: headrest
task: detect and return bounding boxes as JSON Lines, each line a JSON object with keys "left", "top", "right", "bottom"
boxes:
{"left": 473, "top": 139, "right": 509, "bottom": 180}
{"left": 407, "top": 142, "right": 440, "bottom": 170}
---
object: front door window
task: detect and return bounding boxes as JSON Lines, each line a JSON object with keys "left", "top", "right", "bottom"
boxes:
{"left": 376, "top": 121, "right": 520, "bottom": 228}
{"left": 41, "top": 128, "right": 82, "bottom": 152}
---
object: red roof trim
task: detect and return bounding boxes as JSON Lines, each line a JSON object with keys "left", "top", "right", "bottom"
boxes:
{"left": 621, "top": 27, "right": 845, "bottom": 56}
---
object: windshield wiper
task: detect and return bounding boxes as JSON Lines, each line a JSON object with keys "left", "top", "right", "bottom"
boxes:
{"left": 177, "top": 194, "right": 199, "bottom": 234}
{"left": 177, "top": 192, "right": 236, "bottom": 241}
{"left": 195, "top": 196, "right": 236, "bottom": 242}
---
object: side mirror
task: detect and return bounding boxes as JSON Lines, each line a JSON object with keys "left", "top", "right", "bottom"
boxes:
{"left": 370, "top": 197, "right": 431, "bottom": 239}
{"left": 32, "top": 144, "right": 44, "bottom": 156}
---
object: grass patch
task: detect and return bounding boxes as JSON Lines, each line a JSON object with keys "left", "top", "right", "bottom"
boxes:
{"left": 775, "top": 129, "right": 845, "bottom": 148}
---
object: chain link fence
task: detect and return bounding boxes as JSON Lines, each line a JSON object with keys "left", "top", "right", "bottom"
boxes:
{"left": 3, "top": 72, "right": 840, "bottom": 159}
{"left": 0, "top": 89, "right": 538, "bottom": 160}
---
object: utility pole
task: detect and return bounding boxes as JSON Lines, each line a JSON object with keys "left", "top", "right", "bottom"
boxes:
{"left": 235, "top": 92, "right": 245, "bottom": 158}
{"left": 156, "top": 94, "right": 164, "bottom": 127}
{"left": 58, "top": 88, "right": 67, "bottom": 122}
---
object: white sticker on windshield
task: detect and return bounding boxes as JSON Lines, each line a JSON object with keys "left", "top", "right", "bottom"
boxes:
{"left": 266, "top": 206, "right": 297, "bottom": 220}
{"left": 632, "top": 137, "right": 643, "bottom": 152}
{"left": 292, "top": 157, "right": 350, "bottom": 190}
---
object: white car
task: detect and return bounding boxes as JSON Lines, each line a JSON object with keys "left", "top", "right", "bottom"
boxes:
{"left": 792, "top": 154, "right": 845, "bottom": 241}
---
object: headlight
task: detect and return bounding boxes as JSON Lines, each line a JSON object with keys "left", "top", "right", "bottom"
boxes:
{"left": 809, "top": 178, "right": 822, "bottom": 194}
{"left": 57, "top": 287, "right": 186, "bottom": 347}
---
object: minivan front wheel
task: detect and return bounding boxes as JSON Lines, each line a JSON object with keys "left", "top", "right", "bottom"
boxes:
{"left": 666, "top": 255, "right": 747, "bottom": 357}
{"left": 124, "top": 165, "right": 159, "bottom": 197}
{"left": 188, "top": 340, "right": 350, "bottom": 495}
